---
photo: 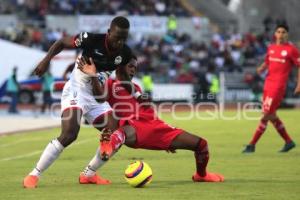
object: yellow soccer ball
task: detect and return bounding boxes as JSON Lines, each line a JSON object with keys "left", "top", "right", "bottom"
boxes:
{"left": 124, "top": 161, "right": 153, "bottom": 188}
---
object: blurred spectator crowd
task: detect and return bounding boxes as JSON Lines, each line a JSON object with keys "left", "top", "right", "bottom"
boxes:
{"left": 1, "top": 23, "right": 272, "bottom": 79}
{"left": 0, "top": 0, "right": 189, "bottom": 16}
{"left": 132, "top": 31, "right": 270, "bottom": 84}
{"left": 0, "top": 21, "right": 271, "bottom": 85}
{"left": 0, "top": 1, "right": 278, "bottom": 89}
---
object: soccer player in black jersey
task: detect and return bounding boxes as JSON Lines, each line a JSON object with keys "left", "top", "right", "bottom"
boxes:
{"left": 23, "top": 16, "right": 138, "bottom": 188}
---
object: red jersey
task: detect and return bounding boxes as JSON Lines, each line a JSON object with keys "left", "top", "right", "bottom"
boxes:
{"left": 106, "top": 79, "right": 155, "bottom": 120}
{"left": 264, "top": 42, "right": 300, "bottom": 91}
{"left": 106, "top": 79, "right": 183, "bottom": 150}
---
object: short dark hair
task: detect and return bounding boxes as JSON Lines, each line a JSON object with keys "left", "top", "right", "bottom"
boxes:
{"left": 131, "top": 54, "right": 137, "bottom": 60}
{"left": 276, "top": 23, "right": 289, "bottom": 32}
{"left": 111, "top": 16, "right": 130, "bottom": 29}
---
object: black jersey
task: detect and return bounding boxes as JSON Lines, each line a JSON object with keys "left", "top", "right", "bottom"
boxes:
{"left": 73, "top": 32, "right": 132, "bottom": 71}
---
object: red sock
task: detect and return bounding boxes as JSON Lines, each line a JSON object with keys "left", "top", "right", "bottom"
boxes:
{"left": 250, "top": 120, "right": 268, "bottom": 145}
{"left": 271, "top": 118, "right": 292, "bottom": 143}
{"left": 110, "top": 129, "right": 126, "bottom": 151}
{"left": 194, "top": 138, "right": 209, "bottom": 177}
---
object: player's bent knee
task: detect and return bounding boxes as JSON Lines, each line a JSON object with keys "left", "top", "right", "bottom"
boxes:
{"left": 58, "top": 132, "right": 78, "bottom": 147}
{"left": 196, "top": 138, "right": 209, "bottom": 153}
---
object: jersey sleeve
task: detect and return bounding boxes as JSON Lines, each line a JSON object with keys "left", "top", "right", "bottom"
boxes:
{"left": 290, "top": 45, "right": 300, "bottom": 67}
{"left": 73, "top": 32, "right": 100, "bottom": 49}
{"left": 264, "top": 46, "right": 270, "bottom": 65}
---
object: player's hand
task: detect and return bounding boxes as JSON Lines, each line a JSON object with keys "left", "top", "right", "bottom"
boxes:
{"left": 294, "top": 85, "right": 300, "bottom": 95}
{"left": 137, "top": 93, "right": 152, "bottom": 104}
{"left": 256, "top": 66, "right": 265, "bottom": 75}
{"left": 137, "top": 93, "right": 153, "bottom": 108}
{"left": 34, "top": 59, "right": 50, "bottom": 77}
{"left": 77, "top": 57, "right": 97, "bottom": 77}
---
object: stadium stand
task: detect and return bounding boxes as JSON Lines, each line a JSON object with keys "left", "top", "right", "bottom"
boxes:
{"left": 0, "top": 0, "right": 298, "bottom": 103}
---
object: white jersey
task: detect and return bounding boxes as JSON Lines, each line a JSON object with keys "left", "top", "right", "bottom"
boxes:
{"left": 61, "top": 62, "right": 112, "bottom": 124}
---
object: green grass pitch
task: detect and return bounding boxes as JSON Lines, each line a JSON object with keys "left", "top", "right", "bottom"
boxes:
{"left": 0, "top": 110, "right": 299, "bottom": 200}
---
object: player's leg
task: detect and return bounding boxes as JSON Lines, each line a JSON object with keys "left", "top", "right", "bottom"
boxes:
{"left": 169, "top": 131, "right": 224, "bottom": 182}
{"left": 81, "top": 123, "right": 133, "bottom": 180}
{"left": 82, "top": 103, "right": 121, "bottom": 161}
{"left": 79, "top": 111, "right": 119, "bottom": 185}
{"left": 243, "top": 113, "right": 271, "bottom": 153}
{"left": 23, "top": 108, "right": 82, "bottom": 188}
{"left": 99, "top": 125, "right": 134, "bottom": 160}
{"left": 79, "top": 122, "right": 134, "bottom": 184}
{"left": 243, "top": 92, "right": 278, "bottom": 153}
{"left": 270, "top": 115, "right": 296, "bottom": 152}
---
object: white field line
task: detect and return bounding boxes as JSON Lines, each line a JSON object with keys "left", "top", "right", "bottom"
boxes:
{"left": 0, "top": 150, "right": 43, "bottom": 161}
{"left": 0, "top": 138, "right": 45, "bottom": 148}
{"left": 0, "top": 138, "right": 94, "bottom": 162}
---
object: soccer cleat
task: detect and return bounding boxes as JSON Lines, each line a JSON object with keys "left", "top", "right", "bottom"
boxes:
{"left": 242, "top": 144, "right": 255, "bottom": 153}
{"left": 23, "top": 175, "right": 39, "bottom": 188}
{"left": 99, "top": 129, "right": 113, "bottom": 161}
{"left": 79, "top": 173, "right": 111, "bottom": 185}
{"left": 279, "top": 141, "right": 296, "bottom": 152}
{"left": 192, "top": 172, "right": 224, "bottom": 182}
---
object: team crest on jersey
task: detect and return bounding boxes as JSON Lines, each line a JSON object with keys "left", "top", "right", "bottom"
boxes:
{"left": 281, "top": 50, "right": 288, "bottom": 57}
{"left": 114, "top": 56, "right": 122, "bottom": 65}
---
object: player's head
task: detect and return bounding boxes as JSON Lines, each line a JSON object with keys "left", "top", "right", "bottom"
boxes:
{"left": 274, "top": 24, "right": 289, "bottom": 43}
{"left": 107, "top": 16, "right": 130, "bottom": 51}
{"left": 116, "top": 56, "right": 137, "bottom": 81}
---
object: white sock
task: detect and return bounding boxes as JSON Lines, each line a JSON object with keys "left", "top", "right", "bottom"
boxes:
{"left": 29, "top": 139, "right": 64, "bottom": 177}
{"left": 83, "top": 149, "right": 116, "bottom": 177}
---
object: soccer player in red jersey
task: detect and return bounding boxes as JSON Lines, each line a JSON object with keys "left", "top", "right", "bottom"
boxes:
{"left": 77, "top": 56, "right": 224, "bottom": 182}
{"left": 243, "top": 24, "right": 300, "bottom": 153}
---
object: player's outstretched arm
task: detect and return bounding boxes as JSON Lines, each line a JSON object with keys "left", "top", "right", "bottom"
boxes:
{"left": 34, "top": 36, "right": 75, "bottom": 77}
{"left": 294, "top": 68, "right": 300, "bottom": 95}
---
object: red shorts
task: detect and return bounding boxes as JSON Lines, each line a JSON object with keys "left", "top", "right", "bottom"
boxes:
{"left": 262, "top": 89, "right": 285, "bottom": 114}
{"left": 120, "top": 118, "right": 183, "bottom": 150}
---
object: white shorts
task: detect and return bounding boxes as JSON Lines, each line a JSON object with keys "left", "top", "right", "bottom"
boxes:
{"left": 61, "top": 81, "right": 112, "bottom": 124}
